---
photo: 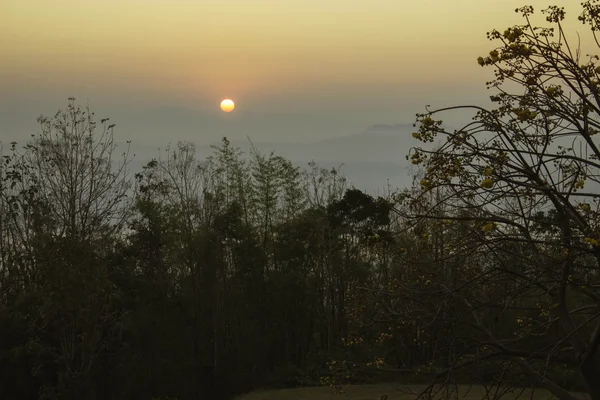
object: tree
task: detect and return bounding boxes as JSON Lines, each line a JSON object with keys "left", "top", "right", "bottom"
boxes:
{"left": 0, "top": 98, "right": 132, "bottom": 399}
{"left": 27, "top": 98, "right": 132, "bottom": 241}
{"left": 400, "top": 3, "right": 600, "bottom": 399}
{"left": 303, "top": 161, "right": 347, "bottom": 209}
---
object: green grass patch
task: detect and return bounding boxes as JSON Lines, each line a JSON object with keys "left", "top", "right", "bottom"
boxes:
{"left": 235, "top": 383, "right": 588, "bottom": 400}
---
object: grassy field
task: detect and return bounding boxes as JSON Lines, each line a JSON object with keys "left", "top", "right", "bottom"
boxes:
{"left": 236, "top": 383, "right": 588, "bottom": 400}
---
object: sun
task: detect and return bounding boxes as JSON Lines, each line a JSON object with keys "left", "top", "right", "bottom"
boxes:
{"left": 220, "top": 99, "right": 235, "bottom": 112}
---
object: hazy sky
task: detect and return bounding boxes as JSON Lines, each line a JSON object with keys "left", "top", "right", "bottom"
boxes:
{"left": 0, "top": 0, "right": 588, "bottom": 145}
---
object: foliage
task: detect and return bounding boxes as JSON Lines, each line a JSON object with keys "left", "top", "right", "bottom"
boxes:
{"left": 0, "top": 99, "right": 398, "bottom": 400}
{"left": 389, "top": 3, "right": 600, "bottom": 400}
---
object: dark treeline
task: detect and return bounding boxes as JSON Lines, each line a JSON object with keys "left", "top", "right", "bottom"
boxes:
{"left": 2, "top": 93, "right": 600, "bottom": 400}
{"left": 0, "top": 100, "right": 404, "bottom": 400}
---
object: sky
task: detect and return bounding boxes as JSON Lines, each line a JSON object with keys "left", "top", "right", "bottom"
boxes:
{"left": 0, "top": 0, "right": 590, "bottom": 146}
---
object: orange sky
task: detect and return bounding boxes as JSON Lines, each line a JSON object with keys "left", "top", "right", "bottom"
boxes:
{"left": 0, "top": 0, "right": 592, "bottom": 142}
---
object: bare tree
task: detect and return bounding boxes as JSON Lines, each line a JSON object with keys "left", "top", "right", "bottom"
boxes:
{"left": 26, "top": 97, "right": 132, "bottom": 242}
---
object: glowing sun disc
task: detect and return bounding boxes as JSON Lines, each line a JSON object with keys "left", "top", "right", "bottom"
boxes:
{"left": 220, "top": 99, "right": 235, "bottom": 112}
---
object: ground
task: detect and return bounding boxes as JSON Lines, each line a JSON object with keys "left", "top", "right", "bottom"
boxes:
{"left": 235, "top": 383, "right": 589, "bottom": 400}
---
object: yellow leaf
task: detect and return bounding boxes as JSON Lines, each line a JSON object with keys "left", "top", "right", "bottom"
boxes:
{"left": 482, "top": 223, "right": 495, "bottom": 233}
{"left": 481, "top": 178, "right": 494, "bottom": 189}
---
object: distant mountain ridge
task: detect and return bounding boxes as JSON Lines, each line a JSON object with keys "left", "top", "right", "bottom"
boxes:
{"left": 117, "top": 123, "right": 416, "bottom": 193}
